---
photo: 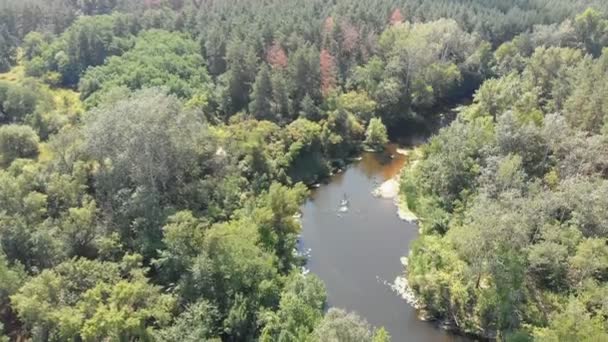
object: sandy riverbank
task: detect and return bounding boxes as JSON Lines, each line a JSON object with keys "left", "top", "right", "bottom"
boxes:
{"left": 372, "top": 176, "right": 418, "bottom": 223}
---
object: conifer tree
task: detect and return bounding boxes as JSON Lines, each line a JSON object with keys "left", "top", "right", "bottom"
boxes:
{"left": 250, "top": 64, "right": 274, "bottom": 121}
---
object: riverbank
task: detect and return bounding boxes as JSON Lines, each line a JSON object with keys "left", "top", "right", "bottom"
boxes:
{"left": 367, "top": 148, "right": 427, "bottom": 322}
{"left": 370, "top": 166, "right": 423, "bottom": 320}
{"left": 299, "top": 144, "right": 469, "bottom": 341}
{"left": 385, "top": 148, "right": 489, "bottom": 342}
{"left": 371, "top": 146, "right": 420, "bottom": 223}
{"left": 370, "top": 147, "right": 449, "bottom": 328}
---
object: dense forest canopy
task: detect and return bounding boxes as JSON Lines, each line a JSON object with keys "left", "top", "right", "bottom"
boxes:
{"left": 401, "top": 9, "right": 608, "bottom": 342}
{"left": 0, "top": 0, "right": 607, "bottom": 341}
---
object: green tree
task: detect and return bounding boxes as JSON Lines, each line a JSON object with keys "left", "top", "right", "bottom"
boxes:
{"left": 270, "top": 71, "right": 292, "bottom": 122}
{"left": 569, "top": 238, "right": 608, "bottom": 283}
{"left": 0, "top": 125, "right": 39, "bottom": 167}
{"left": 202, "top": 25, "right": 227, "bottom": 76}
{"left": 0, "top": 24, "right": 17, "bottom": 72}
{"left": 373, "top": 18, "right": 479, "bottom": 125}
{"left": 311, "top": 309, "right": 374, "bottom": 342}
{"left": 564, "top": 51, "right": 608, "bottom": 133}
{"left": 24, "top": 14, "right": 136, "bottom": 86}
{"left": 155, "top": 211, "right": 207, "bottom": 284}
{"left": 337, "top": 91, "right": 377, "bottom": 123}
{"left": 155, "top": 299, "right": 220, "bottom": 342}
{"left": 220, "top": 38, "right": 258, "bottom": 115}
{"left": 373, "top": 327, "right": 391, "bottom": 342}
{"left": 250, "top": 64, "right": 274, "bottom": 121}
{"left": 260, "top": 273, "right": 326, "bottom": 341}
{"left": 22, "top": 31, "right": 48, "bottom": 60}
{"left": 0, "top": 251, "right": 24, "bottom": 336}
{"left": 574, "top": 8, "right": 608, "bottom": 57}
{"left": 0, "top": 82, "right": 38, "bottom": 124}
{"left": 10, "top": 256, "right": 175, "bottom": 341}
{"left": 185, "top": 221, "right": 278, "bottom": 340}
{"left": 79, "top": 30, "right": 212, "bottom": 106}
{"left": 533, "top": 298, "right": 608, "bottom": 341}
{"left": 299, "top": 94, "right": 320, "bottom": 121}
{"left": 289, "top": 45, "right": 321, "bottom": 113}
{"left": 364, "top": 117, "right": 388, "bottom": 151}
{"left": 253, "top": 182, "right": 308, "bottom": 273}
{"left": 83, "top": 88, "right": 212, "bottom": 257}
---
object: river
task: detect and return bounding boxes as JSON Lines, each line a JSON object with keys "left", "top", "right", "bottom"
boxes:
{"left": 299, "top": 144, "right": 471, "bottom": 341}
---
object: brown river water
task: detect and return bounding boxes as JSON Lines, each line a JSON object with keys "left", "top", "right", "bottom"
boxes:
{"left": 299, "top": 144, "right": 473, "bottom": 341}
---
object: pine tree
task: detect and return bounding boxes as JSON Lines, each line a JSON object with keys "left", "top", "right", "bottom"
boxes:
{"left": 299, "top": 94, "right": 320, "bottom": 121}
{"left": 266, "top": 41, "right": 288, "bottom": 69}
{"left": 320, "top": 49, "right": 337, "bottom": 97}
{"left": 323, "top": 16, "right": 335, "bottom": 37}
{"left": 271, "top": 71, "right": 291, "bottom": 121}
{"left": 389, "top": 9, "right": 404, "bottom": 26}
{"left": 249, "top": 64, "right": 274, "bottom": 121}
{"left": 224, "top": 38, "right": 258, "bottom": 114}
{"left": 341, "top": 21, "right": 360, "bottom": 54}
{"left": 0, "top": 25, "right": 16, "bottom": 72}
{"left": 203, "top": 26, "right": 227, "bottom": 76}
{"left": 290, "top": 45, "right": 321, "bottom": 111}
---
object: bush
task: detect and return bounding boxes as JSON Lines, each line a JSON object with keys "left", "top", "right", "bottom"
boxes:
{"left": 0, "top": 125, "right": 39, "bottom": 167}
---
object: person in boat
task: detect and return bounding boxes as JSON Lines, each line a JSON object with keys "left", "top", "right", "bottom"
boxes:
{"left": 340, "top": 193, "right": 349, "bottom": 207}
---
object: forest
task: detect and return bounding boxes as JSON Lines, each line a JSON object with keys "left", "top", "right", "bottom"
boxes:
{"left": 0, "top": 0, "right": 607, "bottom": 341}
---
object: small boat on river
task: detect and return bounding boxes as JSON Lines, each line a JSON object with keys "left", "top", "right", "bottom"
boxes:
{"left": 338, "top": 194, "right": 349, "bottom": 212}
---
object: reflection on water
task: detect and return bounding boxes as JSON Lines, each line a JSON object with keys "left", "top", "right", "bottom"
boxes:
{"left": 300, "top": 145, "right": 471, "bottom": 342}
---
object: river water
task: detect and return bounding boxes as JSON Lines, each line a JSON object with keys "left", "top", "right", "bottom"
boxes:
{"left": 299, "top": 145, "right": 471, "bottom": 341}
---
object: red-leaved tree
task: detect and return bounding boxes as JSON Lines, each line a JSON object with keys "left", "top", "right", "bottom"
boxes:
{"left": 323, "top": 16, "right": 335, "bottom": 36}
{"left": 144, "top": 0, "right": 162, "bottom": 8}
{"left": 341, "top": 21, "right": 360, "bottom": 53}
{"left": 389, "top": 9, "right": 404, "bottom": 25}
{"left": 320, "top": 49, "right": 337, "bottom": 96}
{"left": 267, "top": 41, "right": 288, "bottom": 69}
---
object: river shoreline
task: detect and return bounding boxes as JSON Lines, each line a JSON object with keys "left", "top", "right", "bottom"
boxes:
{"left": 368, "top": 146, "right": 486, "bottom": 341}
{"left": 299, "top": 143, "right": 473, "bottom": 341}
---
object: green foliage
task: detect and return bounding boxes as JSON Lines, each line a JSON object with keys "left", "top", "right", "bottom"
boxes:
{"left": 368, "top": 19, "right": 479, "bottom": 124}
{"left": 337, "top": 91, "right": 377, "bottom": 123}
{"left": 402, "top": 116, "right": 493, "bottom": 230}
{"left": 0, "top": 162, "right": 63, "bottom": 268}
{"left": 281, "top": 118, "right": 327, "bottom": 183}
{"left": 564, "top": 50, "right": 608, "bottom": 133}
{"left": 311, "top": 308, "right": 374, "bottom": 342}
{"left": 24, "top": 14, "right": 138, "bottom": 86}
{"left": 250, "top": 64, "right": 274, "bottom": 121}
{"left": 0, "top": 25, "right": 17, "bottom": 73}
{"left": 288, "top": 45, "right": 321, "bottom": 116}
{"left": 373, "top": 327, "right": 391, "bottom": 342}
{"left": 10, "top": 256, "right": 175, "bottom": 341}
{"left": 0, "top": 251, "right": 25, "bottom": 326}
{"left": 403, "top": 16, "right": 608, "bottom": 338}
{"left": 494, "top": 41, "right": 527, "bottom": 76}
{"left": 155, "top": 299, "right": 220, "bottom": 341}
{"left": 574, "top": 8, "right": 608, "bottom": 57}
{"left": 80, "top": 30, "right": 212, "bottom": 107}
{"left": 218, "top": 38, "right": 259, "bottom": 115}
{"left": 0, "top": 81, "right": 37, "bottom": 123}
{"left": 83, "top": 88, "right": 214, "bottom": 257}
{"left": 154, "top": 210, "right": 207, "bottom": 284}
{"left": 260, "top": 273, "right": 326, "bottom": 341}
{"left": 185, "top": 220, "right": 278, "bottom": 340}
{"left": 533, "top": 298, "right": 608, "bottom": 341}
{"left": 0, "top": 124, "right": 39, "bottom": 167}
{"left": 323, "top": 108, "right": 365, "bottom": 160}
{"left": 253, "top": 182, "right": 308, "bottom": 273}
{"left": 2, "top": 2, "right": 608, "bottom": 341}
{"left": 364, "top": 117, "right": 389, "bottom": 151}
